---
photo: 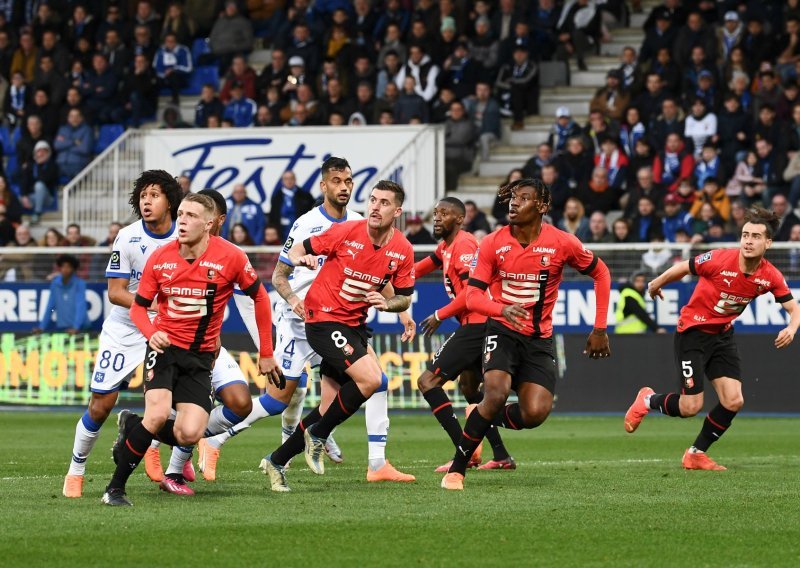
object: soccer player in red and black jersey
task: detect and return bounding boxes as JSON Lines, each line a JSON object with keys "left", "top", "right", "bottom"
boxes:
{"left": 101, "top": 194, "right": 283, "bottom": 506}
{"left": 625, "top": 206, "right": 800, "bottom": 471}
{"left": 415, "top": 197, "right": 515, "bottom": 471}
{"left": 260, "top": 180, "right": 415, "bottom": 490}
{"left": 441, "top": 178, "right": 612, "bottom": 490}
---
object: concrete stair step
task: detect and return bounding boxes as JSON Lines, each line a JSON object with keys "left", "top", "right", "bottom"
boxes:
{"left": 570, "top": 70, "right": 608, "bottom": 87}
{"left": 569, "top": 56, "right": 620, "bottom": 72}
{"left": 540, "top": 99, "right": 590, "bottom": 117}
{"left": 630, "top": 13, "right": 647, "bottom": 28}
{"left": 478, "top": 156, "right": 526, "bottom": 177}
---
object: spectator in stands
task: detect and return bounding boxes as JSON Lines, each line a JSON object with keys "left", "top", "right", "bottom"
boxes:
{"left": 404, "top": 214, "right": 437, "bottom": 245}
{"left": 159, "top": 104, "right": 191, "bottom": 128}
{"left": 693, "top": 143, "right": 724, "bottom": 188}
{"left": 394, "top": 76, "right": 428, "bottom": 124}
{"left": 65, "top": 5, "right": 98, "bottom": 53}
{"left": 630, "top": 195, "right": 664, "bottom": 242}
{"left": 80, "top": 53, "right": 119, "bottom": 124}
{"left": 649, "top": 97, "right": 684, "bottom": 152}
{"left": 259, "top": 48, "right": 289, "bottom": 94}
{"left": 577, "top": 166, "right": 619, "bottom": 215}
{"left": 640, "top": 9, "right": 677, "bottom": 66}
{"left": 615, "top": 270, "right": 665, "bottom": 334}
{"left": 132, "top": 24, "right": 157, "bottom": 62}
{"left": 661, "top": 192, "right": 694, "bottom": 242}
{"left": 690, "top": 202, "right": 722, "bottom": 241}
{"left": 65, "top": 223, "right": 95, "bottom": 247}
{"left": 776, "top": 80, "right": 800, "bottom": 122}
{"left": 653, "top": 132, "right": 694, "bottom": 193}
{"left": 620, "top": 106, "right": 646, "bottom": 158}
{"left": 626, "top": 136, "right": 655, "bottom": 189}
{"left": 286, "top": 101, "right": 312, "bottom": 126}
{"left": 210, "top": 0, "right": 254, "bottom": 74}
{"left": 595, "top": 135, "right": 628, "bottom": 192}
{"left": 558, "top": 197, "right": 590, "bottom": 241}
{"left": 102, "top": 29, "right": 132, "bottom": 79}
{"left": 318, "top": 77, "right": 355, "bottom": 124}
{"left": 374, "top": 0, "right": 410, "bottom": 41}
{"left": 95, "top": 4, "right": 126, "bottom": 49}
{"left": 5, "top": 71, "right": 28, "bottom": 128}
{"left": 186, "top": 0, "right": 219, "bottom": 37}
{"left": 133, "top": 0, "right": 163, "bottom": 41}
{"left": 0, "top": 175, "right": 22, "bottom": 225}
{"left": 0, "top": 205, "right": 16, "bottom": 245}
{"left": 590, "top": 69, "right": 630, "bottom": 123}
{"left": 220, "top": 55, "right": 257, "bottom": 103}
{"left": 194, "top": 83, "right": 224, "bottom": 127}
{"left": 438, "top": 41, "right": 481, "bottom": 101}
{"left": 444, "top": 100, "right": 477, "bottom": 191}
{"left": 624, "top": 165, "right": 665, "bottom": 217}
{"left": 34, "top": 254, "right": 86, "bottom": 334}
{"left": 754, "top": 71, "right": 783, "bottom": 118}
{"left": 229, "top": 223, "right": 255, "bottom": 246}
{"left": 429, "top": 86, "right": 455, "bottom": 123}
{"left": 618, "top": 46, "right": 643, "bottom": 94}
{"left": 749, "top": 138, "right": 786, "bottom": 205}
{"left": 632, "top": 74, "right": 665, "bottom": 127}
{"left": 353, "top": 81, "right": 376, "bottom": 124}
{"left": 99, "top": 222, "right": 122, "bottom": 247}
{"left": 753, "top": 104, "right": 786, "bottom": 152}
{"left": 54, "top": 109, "right": 94, "bottom": 179}
{"left": 154, "top": 32, "right": 193, "bottom": 104}
{"left": 59, "top": 87, "right": 88, "bottom": 125}
{"left": 495, "top": 45, "right": 538, "bottom": 130}
{"left": 521, "top": 143, "right": 553, "bottom": 179}
{"left": 776, "top": 17, "right": 800, "bottom": 81}
{"left": 282, "top": 21, "right": 318, "bottom": 77}
{"left": 673, "top": 11, "right": 716, "bottom": 66}
{"left": 17, "top": 114, "right": 48, "bottom": 170}
{"left": 689, "top": 177, "right": 730, "bottom": 222}
{"left": 223, "top": 82, "right": 257, "bottom": 127}
{"left": 395, "top": 44, "right": 439, "bottom": 103}
{"left": 121, "top": 53, "right": 159, "bottom": 127}
{"left": 11, "top": 31, "right": 37, "bottom": 82}
{"left": 351, "top": 53, "right": 377, "bottom": 89}
{"left": 587, "top": 211, "right": 613, "bottom": 243}
{"left": 281, "top": 55, "right": 310, "bottom": 101}
{"left": 178, "top": 175, "right": 191, "bottom": 195}
{"left": 788, "top": 224, "right": 800, "bottom": 276}
{"left": 223, "top": 183, "right": 266, "bottom": 244}
{"left": 556, "top": 135, "right": 593, "bottom": 195}
{"left": 268, "top": 170, "right": 314, "bottom": 240}
{"left": 32, "top": 54, "right": 66, "bottom": 107}
{"left": 20, "top": 140, "right": 57, "bottom": 224}
{"left": 26, "top": 88, "right": 59, "bottom": 139}
{"left": 555, "top": 0, "right": 602, "bottom": 71}
{"left": 0, "top": 30, "right": 11, "bottom": 82}
{"left": 716, "top": 93, "right": 751, "bottom": 174}
{"left": 463, "top": 200, "right": 491, "bottom": 234}
{"left": 0, "top": 224, "right": 40, "bottom": 280}
{"left": 469, "top": 16, "right": 499, "bottom": 74}
{"left": 771, "top": 193, "right": 800, "bottom": 241}
{"left": 376, "top": 50, "right": 402, "bottom": 98}
{"left": 548, "top": 106, "right": 582, "bottom": 154}
{"left": 684, "top": 97, "right": 717, "bottom": 158}
{"left": 542, "top": 163, "right": 569, "bottom": 224}
{"left": 726, "top": 150, "right": 759, "bottom": 200}
{"left": 161, "top": 1, "right": 196, "bottom": 46}
{"left": 612, "top": 217, "right": 632, "bottom": 243}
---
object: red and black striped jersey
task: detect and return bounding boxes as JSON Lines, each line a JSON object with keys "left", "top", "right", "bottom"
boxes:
{"left": 136, "top": 237, "right": 260, "bottom": 352}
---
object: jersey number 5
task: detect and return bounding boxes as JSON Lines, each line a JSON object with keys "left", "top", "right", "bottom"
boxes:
{"left": 713, "top": 298, "right": 747, "bottom": 316}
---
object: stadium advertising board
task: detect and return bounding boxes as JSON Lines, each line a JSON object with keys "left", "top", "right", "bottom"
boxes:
{"left": 1, "top": 281, "right": 798, "bottom": 334}
{"left": 141, "top": 126, "right": 441, "bottom": 213}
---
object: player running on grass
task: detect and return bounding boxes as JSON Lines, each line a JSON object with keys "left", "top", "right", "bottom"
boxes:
{"left": 101, "top": 194, "right": 282, "bottom": 506}
{"left": 624, "top": 206, "right": 799, "bottom": 470}
{"left": 196, "top": 158, "right": 416, "bottom": 484}
{"left": 63, "top": 170, "right": 185, "bottom": 498}
{"left": 260, "top": 180, "right": 415, "bottom": 492}
{"left": 415, "top": 197, "right": 515, "bottom": 471}
{"left": 441, "top": 178, "right": 612, "bottom": 490}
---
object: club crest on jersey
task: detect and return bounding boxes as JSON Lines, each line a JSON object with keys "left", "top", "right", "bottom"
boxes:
{"left": 207, "top": 269, "right": 216, "bottom": 280}
{"left": 388, "top": 259, "right": 397, "bottom": 271}
{"left": 342, "top": 343, "right": 354, "bottom": 356}
{"left": 282, "top": 359, "right": 292, "bottom": 370}
{"left": 93, "top": 371, "right": 105, "bottom": 383}
{"left": 684, "top": 376, "right": 694, "bottom": 389}
{"left": 541, "top": 255, "right": 550, "bottom": 267}
{"left": 484, "top": 352, "right": 491, "bottom": 363}
{"left": 146, "top": 369, "right": 154, "bottom": 382}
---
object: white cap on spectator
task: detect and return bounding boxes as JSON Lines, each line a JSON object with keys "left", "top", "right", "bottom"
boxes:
{"left": 724, "top": 11, "right": 739, "bottom": 22}
{"left": 34, "top": 140, "right": 51, "bottom": 153}
{"left": 556, "top": 106, "right": 571, "bottom": 118}
{"left": 288, "top": 56, "right": 305, "bottom": 67}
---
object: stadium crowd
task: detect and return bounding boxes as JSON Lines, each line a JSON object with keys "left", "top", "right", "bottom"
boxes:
{"left": 2, "top": 0, "right": 800, "bottom": 274}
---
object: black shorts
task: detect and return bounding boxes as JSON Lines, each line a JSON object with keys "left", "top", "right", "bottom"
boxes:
{"left": 427, "top": 323, "right": 485, "bottom": 380}
{"left": 143, "top": 345, "right": 215, "bottom": 412}
{"left": 306, "top": 321, "right": 370, "bottom": 385}
{"left": 674, "top": 328, "right": 741, "bottom": 395}
{"left": 481, "top": 319, "right": 558, "bottom": 394}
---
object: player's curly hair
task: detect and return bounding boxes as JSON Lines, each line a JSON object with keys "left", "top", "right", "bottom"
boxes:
{"left": 496, "top": 177, "right": 552, "bottom": 212}
{"left": 744, "top": 205, "right": 780, "bottom": 238}
{"left": 129, "top": 170, "right": 183, "bottom": 220}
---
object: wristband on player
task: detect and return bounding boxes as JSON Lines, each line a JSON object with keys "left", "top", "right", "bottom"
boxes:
{"left": 433, "top": 310, "right": 440, "bottom": 322}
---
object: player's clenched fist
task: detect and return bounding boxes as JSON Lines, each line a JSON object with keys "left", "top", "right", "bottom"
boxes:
{"left": 259, "top": 356, "right": 286, "bottom": 389}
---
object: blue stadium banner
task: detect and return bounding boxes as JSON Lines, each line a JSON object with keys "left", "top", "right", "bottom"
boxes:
{"left": 0, "top": 281, "right": 798, "bottom": 334}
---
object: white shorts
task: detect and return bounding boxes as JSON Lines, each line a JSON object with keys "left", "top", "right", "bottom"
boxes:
{"left": 90, "top": 322, "right": 148, "bottom": 394}
{"left": 275, "top": 308, "right": 320, "bottom": 381}
{"left": 212, "top": 346, "right": 247, "bottom": 394}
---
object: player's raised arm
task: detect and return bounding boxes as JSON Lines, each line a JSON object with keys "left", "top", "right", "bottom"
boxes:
{"left": 776, "top": 299, "right": 800, "bottom": 348}
{"left": 648, "top": 260, "right": 691, "bottom": 300}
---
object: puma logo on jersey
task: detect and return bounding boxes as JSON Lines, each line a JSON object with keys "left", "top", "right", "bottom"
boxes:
{"left": 346, "top": 249, "right": 358, "bottom": 259}
{"left": 723, "top": 278, "right": 732, "bottom": 287}
{"left": 162, "top": 272, "right": 174, "bottom": 280}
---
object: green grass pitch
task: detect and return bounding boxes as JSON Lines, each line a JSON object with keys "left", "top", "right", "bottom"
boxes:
{"left": 1, "top": 411, "right": 799, "bottom": 567}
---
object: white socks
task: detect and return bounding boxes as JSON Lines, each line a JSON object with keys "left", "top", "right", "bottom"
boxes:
{"left": 282, "top": 387, "right": 307, "bottom": 443}
{"left": 67, "top": 412, "right": 102, "bottom": 476}
{"left": 365, "top": 389, "right": 389, "bottom": 471}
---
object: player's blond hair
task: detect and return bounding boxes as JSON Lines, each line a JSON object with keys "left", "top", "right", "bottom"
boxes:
{"left": 182, "top": 193, "right": 216, "bottom": 220}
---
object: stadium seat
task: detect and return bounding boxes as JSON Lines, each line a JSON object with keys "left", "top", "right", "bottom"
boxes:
{"left": 0, "top": 125, "right": 14, "bottom": 156}
{"left": 191, "top": 38, "right": 214, "bottom": 65}
{"left": 5, "top": 155, "right": 18, "bottom": 183}
{"left": 539, "top": 61, "right": 569, "bottom": 88}
{"left": 187, "top": 65, "right": 220, "bottom": 94}
{"left": 94, "top": 124, "right": 125, "bottom": 155}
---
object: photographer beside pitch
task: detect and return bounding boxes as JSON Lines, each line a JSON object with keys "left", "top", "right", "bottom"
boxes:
{"left": 101, "top": 194, "right": 282, "bottom": 506}
{"left": 625, "top": 206, "right": 800, "bottom": 470}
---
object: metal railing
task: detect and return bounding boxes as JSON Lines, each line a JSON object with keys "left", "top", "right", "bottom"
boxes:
{"left": 61, "top": 130, "right": 146, "bottom": 241}
{"left": 2, "top": 242, "right": 800, "bottom": 283}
